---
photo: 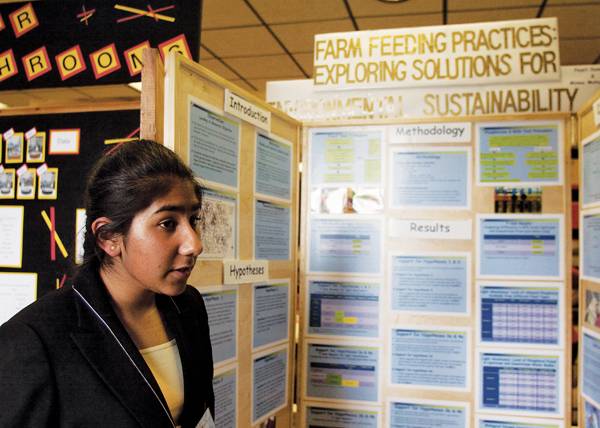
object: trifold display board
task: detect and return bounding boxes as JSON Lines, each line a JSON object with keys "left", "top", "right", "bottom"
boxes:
{"left": 577, "top": 89, "right": 600, "bottom": 427}
{"left": 141, "top": 51, "right": 300, "bottom": 428}
{"left": 297, "top": 115, "right": 573, "bottom": 428}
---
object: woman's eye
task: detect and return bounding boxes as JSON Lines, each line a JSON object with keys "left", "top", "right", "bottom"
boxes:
{"left": 160, "top": 219, "right": 176, "bottom": 231}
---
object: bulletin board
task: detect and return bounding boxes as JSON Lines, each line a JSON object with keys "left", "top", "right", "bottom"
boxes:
{"left": 577, "top": 89, "right": 600, "bottom": 427}
{"left": 297, "top": 114, "right": 573, "bottom": 428}
{"left": 141, "top": 51, "right": 301, "bottom": 428}
{"left": 0, "top": 103, "right": 140, "bottom": 324}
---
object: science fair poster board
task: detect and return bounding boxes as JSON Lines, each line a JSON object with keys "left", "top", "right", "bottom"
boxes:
{"left": 153, "top": 51, "right": 300, "bottom": 427}
{"left": 296, "top": 113, "right": 572, "bottom": 428}
{"left": 213, "top": 364, "right": 238, "bottom": 428}
{"left": 578, "top": 89, "right": 600, "bottom": 428}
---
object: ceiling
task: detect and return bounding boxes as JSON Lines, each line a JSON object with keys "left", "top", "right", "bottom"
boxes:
{"left": 200, "top": 0, "right": 600, "bottom": 97}
{"left": 0, "top": 0, "right": 598, "bottom": 107}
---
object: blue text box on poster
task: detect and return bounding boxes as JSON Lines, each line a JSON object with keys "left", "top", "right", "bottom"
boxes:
{"left": 477, "top": 415, "right": 565, "bottom": 428}
{"left": 391, "top": 328, "right": 468, "bottom": 389}
{"left": 306, "top": 405, "right": 378, "bottom": 428}
{"left": 477, "top": 122, "right": 561, "bottom": 185}
{"left": 213, "top": 367, "right": 236, "bottom": 428}
{"left": 189, "top": 101, "right": 239, "bottom": 189}
{"left": 583, "top": 213, "right": 600, "bottom": 281}
{"left": 478, "top": 216, "right": 562, "bottom": 278}
{"left": 309, "top": 217, "right": 382, "bottom": 274}
{"left": 478, "top": 351, "right": 562, "bottom": 415}
{"left": 389, "top": 401, "right": 467, "bottom": 428}
{"left": 310, "top": 129, "right": 382, "bottom": 187}
{"left": 308, "top": 279, "right": 380, "bottom": 338}
{"left": 390, "top": 253, "right": 469, "bottom": 314}
{"left": 479, "top": 284, "right": 561, "bottom": 346}
{"left": 256, "top": 133, "right": 292, "bottom": 201}
{"left": 255, "top": 200, "right": 290, "bottom": 260}
{"left": 585, "top": 399, "right": 600, "bottom": 428}
{"left": 306, "top": 343, "right": 379, "bottom": 402}
{"left": 203, "top": 289, "right": 237, "bottom": 364}
{"left": 252, "top": 347, "right": 287, "bottom": 423}
{"left": 583, "top": 131, "right": 600, "bottom": 206}
{"left": 253, "top": 281, "right": 289, "bottom": 349}
{"left": 583, "top": 329, "right": 600, "bottom": 406}
{"left": 391, "top": 149, "right": 470, "bottom": 208}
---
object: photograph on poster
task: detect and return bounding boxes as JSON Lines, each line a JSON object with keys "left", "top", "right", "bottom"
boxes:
{"left": 48, "top": 129, "right": 80, "bottom": 155}
{"left": 477, "top": 350, "right": 563, "bottom": 417}
{"left": 387, "top": 398, "right": 468, "bottom": 428}
{"left": 255, "top": 132, "right": 292, "bottom": 202}
{"left": 582, "top": 210, "right": 600, "bottom": 281}
{"left": 305, "top": 403, "right": 379, "bottom": 428}
{"left": 0, "top": 168, "right": 15, "bottom": 199}
{"left": 389, "top": 148, "right": 471, "bottom": 209}
{"left": 16, "top": 167, "right": 35, "bottom": 200}
{"left": 0, "top": 272, "right": 37, "bottom": 325}
{"left": 583, "top": 328, "right": 600, "bottom": 407}
{"left": 252, "top": 346, "right": 288, "bottom": 424}
{"left": 582, "top": 129, "right": 600, "bottom": 208}
{"left": 585, "top": 399, "right": 600, "bottom": 428}
{"left": 198, "top": 188, "right": 237, "bottom": 259}
{"left": 494, "top": 187, "right": 542, "bottom": 214}
{"left": 307, "top": 278, "right": 380, "bottom": 338}
{"left": 390, "top": 327, "right": 469, "bottom": 390}
{"left": 477, "top": 282, "right": 563, "bottom": 347}
{"left": 477, "top": 215, "right": 563, "bottom": 279}
{"left": 26, "top": 132, "right": 45, "bottom": 163}
{"left": 213, "top": 365, "right": 237, "bottom": 428}
{"left": 254, "top": 200, "right": 290, "bottom": 260}
{"left": 188, "top": 98, "right": 240, "bottom": 189}
{"left": 5, "top": 133, "right": 23, "bottom": 163}
{"left": 37, "top": 167, "right": 58, "bottom": 200}
{"left": 253, "top": 280, "right": 289, "bottom": 350}
{"left": 305, "top": 341, "right": 379, "bottom": 402}
{"left": 585, "top": 290, "right": 600, "bottom": 329}
{"left": 311, "top": 186, "right": 383, "bottom": 214}
{"left": 200, "top": 286, "right": 237, "bottom": 365}
{"left": 477, "top": 121, "right": 562, "bottom": 186}
{"left": 0, "top": 205, "right": 24, "bottom": 268}
{"left": 309, "top": 127, "right": 383, "bottom": 188}
{"left": 75, "top": 209, "right": 86, "bottom": 265}
{"left": 390, "top": 253, "right": 469, "bottom": 315}
{"left": 308, "top": 216, "right": 382, "bottom": 275}
{"left": 475, "top": 414, "right": 566, "bottom": 428}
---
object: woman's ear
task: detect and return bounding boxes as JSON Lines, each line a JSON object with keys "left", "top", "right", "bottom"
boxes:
{"left": 91, "top": 217, "right": 121, "bottom": 257}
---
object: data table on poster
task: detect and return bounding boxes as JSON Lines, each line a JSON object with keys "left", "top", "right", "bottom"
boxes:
{"left": 480, "top": 353, "right": 560, "bottom": 414}
{"left": 308, "top": 280, "right": 379, "bottom": 338}
{"left": 479, "top": 285, "right": 560, "bottom": 345}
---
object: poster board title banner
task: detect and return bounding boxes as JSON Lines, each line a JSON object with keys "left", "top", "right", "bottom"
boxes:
{"left": 313, "top": 18, "right": 559, "bottom": 91}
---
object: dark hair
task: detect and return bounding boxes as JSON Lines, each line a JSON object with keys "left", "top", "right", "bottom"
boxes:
{"left": 81, "top": 139, "right": 202, "bottom": 269}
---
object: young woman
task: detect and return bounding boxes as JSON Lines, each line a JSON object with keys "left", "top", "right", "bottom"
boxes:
{"left": 0, "top": 140, "right": 214, "bottom": 427}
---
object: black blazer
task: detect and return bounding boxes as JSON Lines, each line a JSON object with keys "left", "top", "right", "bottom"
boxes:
{"left": 0, "top": 265, "right": 214, "bottom": 428}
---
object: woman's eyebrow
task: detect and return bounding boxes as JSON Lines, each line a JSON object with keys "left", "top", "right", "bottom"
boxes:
{"left": 154, "top": 202, "right": 202, "bottom": 214}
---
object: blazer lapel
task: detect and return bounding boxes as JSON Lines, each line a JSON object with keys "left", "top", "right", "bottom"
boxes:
{"left": 70, "top": 268, "right": 174, "bottom": 427}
